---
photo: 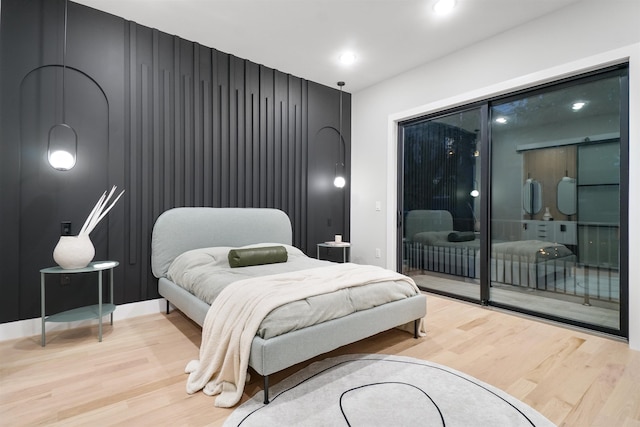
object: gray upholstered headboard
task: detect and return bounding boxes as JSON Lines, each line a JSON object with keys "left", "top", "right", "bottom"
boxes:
{"left": 405, "top": 210, "right": 454, "bottom": 241}
{"left": 151, "top": 207, "right": 293, "bottom": 278}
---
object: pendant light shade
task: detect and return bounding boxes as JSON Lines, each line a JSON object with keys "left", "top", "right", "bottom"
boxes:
{"left": 334, "top": 81, "right": 346, "bottom": 188}
{"left": 48, "top": 123, "right": 78, "bottom": 170}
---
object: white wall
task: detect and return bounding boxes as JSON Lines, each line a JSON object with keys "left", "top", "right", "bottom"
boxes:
{"left": 351, "top": 0, "right": 640, "bottom": 349}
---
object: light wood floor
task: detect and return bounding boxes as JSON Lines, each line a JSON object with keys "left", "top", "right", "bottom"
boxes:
{"left": 1, "top": 294, "right": 639, "bottom": 426}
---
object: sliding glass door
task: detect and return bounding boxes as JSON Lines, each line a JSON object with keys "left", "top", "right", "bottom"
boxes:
{"left": 399, "top": 65, "right": 628, "bottom": 336}
{"left": 489, "top": 69, "right": 627, "bottom": 334}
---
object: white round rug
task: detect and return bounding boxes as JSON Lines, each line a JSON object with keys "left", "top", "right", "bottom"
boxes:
{"left": 224, "top": 354, "right": 555, "bottom": 427}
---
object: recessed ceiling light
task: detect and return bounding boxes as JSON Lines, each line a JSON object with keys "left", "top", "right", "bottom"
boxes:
{"left": 433, "top": 0, "right": 456, "bottom": 15}
{"left": 338, "top": 51, "right": 357, "bottom": 65}
{"left": 495, "top": 117, "right": 507, "bottom": 124}
{"left": 572, "top": 101, "right": 586, "bottom": 111}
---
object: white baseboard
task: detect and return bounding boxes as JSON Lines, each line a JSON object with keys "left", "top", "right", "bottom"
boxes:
{"left": 0, "top": 298, "right": 166, "bottom": 342}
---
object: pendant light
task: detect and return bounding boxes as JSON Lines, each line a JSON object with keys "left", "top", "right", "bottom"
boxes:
{"left": 47, "top": 0, "right": 78, "bottom": 171}
{"left": 333, "top": 81, "right": 346, "bottom": 188}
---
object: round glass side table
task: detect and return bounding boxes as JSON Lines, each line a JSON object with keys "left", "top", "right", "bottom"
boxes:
{"left": 40, "top": 261, "right": 119, "bottom": 346}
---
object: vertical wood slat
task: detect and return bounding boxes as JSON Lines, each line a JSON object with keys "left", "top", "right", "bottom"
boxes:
{"left": 183, "top": 74, "right": 192, "bottom": 206}
{"left": 250, "top": 92, "right": 257, "bottom": 207}
{"left": 260, "top": 66, "right": 274, "bottom": 208}
{"left": 141, "top": 63, "right": 151, "bottom": 296}
{"left": 211, "top": 51, "right": 221, "bottom": 207}
{"left": 219, "top": 53, "right": 229, "bottom": 207}
{"left": 281, "top": 77, "right": 289, "bottom": 214}
{"left": 202, "top": 79, "right": 211, "bottom": 206}
{"left": 219, "top": 84, "right": 227, "bottom": 206}
{"left": 152, "top": 30, "right": 161, "bottom": 221}
{"left": 288, "top": 78, "right": 298, "bottom": 245}
{"left": 193, "top": 45, "right": 202, "bottom": 207}
{"left": 274, "top": 72, "right": 285, "bottom": 209}
{"left": 300, "top": 81, "right": 308, "bottom": 249}
{"left": 128, "top": 21, "right": 137, "bottom": 265}
{"left": 229, "top": 58, "right": 239, "bottom": 207}
{"left": 246, "top": 62, "right": 258, "bottom": 207}
{"left": 293, "top": 102, "right": 300, "bottom": 245}
{"left": 173, "top": 36, "right": 182, "bottom": 208}
{"left": 162, "top": 70, "right": 172, "bottom": 211}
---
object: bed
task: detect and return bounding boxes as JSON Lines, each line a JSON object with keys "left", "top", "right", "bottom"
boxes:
{"left": 151, "top": 207, "right": 427, "bottom": 406}
{"left": 405, "top": 210, "right": 576, "bottom": 289}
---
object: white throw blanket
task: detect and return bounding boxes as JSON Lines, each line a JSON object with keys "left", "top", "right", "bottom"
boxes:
{"left": 184, "top": 263, "right": 420, "bottom": 407}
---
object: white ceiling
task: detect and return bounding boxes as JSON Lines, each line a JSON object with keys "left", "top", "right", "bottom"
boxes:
{"left": 73, "top": 0, "right": 582, "bottom": 93}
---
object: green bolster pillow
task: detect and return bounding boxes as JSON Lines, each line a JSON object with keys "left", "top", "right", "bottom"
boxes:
{"left": 447, "top": 231, "right": 476, "bottom": 242}
{"left": 228, "top": 246, "right": 288, "bottom": 268}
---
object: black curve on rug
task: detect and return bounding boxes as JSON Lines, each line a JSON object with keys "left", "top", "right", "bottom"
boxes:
{"left": 236, "top": 357, "right": 540, "bottom": 426}
{"left": 338, "top": 381, "right": 445, "bottom": 427}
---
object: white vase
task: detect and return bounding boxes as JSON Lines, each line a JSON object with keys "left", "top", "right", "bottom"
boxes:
{"left": 53, "top": 235, "right": 95, "bottom": 269}
{"left": 542, "top": 207, "right": 553, "bottom": 221}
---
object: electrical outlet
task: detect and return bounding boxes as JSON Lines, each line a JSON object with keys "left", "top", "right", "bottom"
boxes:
{"left": 375, "top": 248, "right": 381, "bottom": 258}
{"left": 61, "top": 221, "right": 72, "bottom": 235}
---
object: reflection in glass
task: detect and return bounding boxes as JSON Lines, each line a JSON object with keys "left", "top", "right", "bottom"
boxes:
{"left": 398, "top": 67, "right": 626, "bottom": 336}
{"left": 490, "top": 74, "right": 622, "bottom": 331}
{"left": 401, "top": 108, "right": 482, "bottom": 301}
{"left": 557, "top": 177, "right": 576, "bottom": 216}
{"left": 523, "top": 178, "right": 542, "bottom": 216}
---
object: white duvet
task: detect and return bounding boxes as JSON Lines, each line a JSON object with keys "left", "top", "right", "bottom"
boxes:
{"left": 183, "top": 261, "right": 420, "bottom": 407}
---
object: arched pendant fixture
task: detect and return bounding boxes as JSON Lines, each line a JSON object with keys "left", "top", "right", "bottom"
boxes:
{"left": 47, "top": 0, "right": 78, "bottom": 171}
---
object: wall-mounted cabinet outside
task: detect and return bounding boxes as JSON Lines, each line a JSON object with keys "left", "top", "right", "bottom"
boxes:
{"left": 577, "top": 140, "right": 620, "bottom": 268}
{"left": 578, "top": 225, "right": 619, "bottom": 269}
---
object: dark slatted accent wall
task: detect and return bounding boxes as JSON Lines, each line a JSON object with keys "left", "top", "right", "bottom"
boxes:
{"left": 0, "top": 0, "right": 349, "bottom": 322}
{"left": 122, "top": 23, "right": 312, "bottom": 300}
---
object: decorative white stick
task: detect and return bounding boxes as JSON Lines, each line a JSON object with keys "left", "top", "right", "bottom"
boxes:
{"left": 85, "top": 186, "right": 116, "bottom": 234}
{"left": 78, "top": 186, "right": 125, "bottom": 236}
{"left": 78, "top": 190, "right": 107, "bottom": 236}
{"left": 91, "top": 189, "right": 125, "bottom": 230}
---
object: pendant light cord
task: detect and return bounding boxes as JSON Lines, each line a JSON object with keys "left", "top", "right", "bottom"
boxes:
{"left": 338, "top": 81, "right": 345, "bottom": 164}
{"left": 62, "top": 0, "right": 68, "bottom": 124}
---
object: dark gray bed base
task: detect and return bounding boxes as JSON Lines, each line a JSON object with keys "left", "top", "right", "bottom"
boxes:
{"left": 158, "top": 277, "right": 427, "bottom": 403}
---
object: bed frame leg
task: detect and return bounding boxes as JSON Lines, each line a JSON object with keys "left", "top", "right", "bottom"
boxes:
{"left": 165, "top": 300, "right": 170, "bottom": 315}
{"left": 263, "top": 375, "right": 270, "bottom": 404}
{"left": 414, "top": 319, "right": 419, "bottom": 339}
